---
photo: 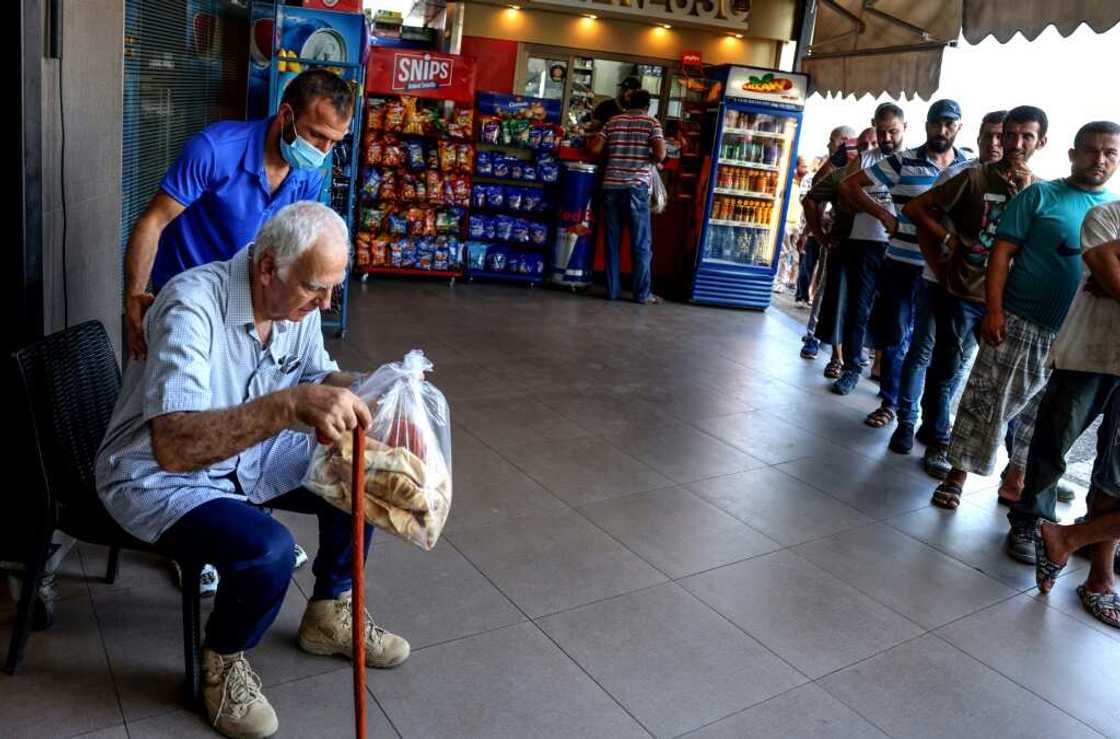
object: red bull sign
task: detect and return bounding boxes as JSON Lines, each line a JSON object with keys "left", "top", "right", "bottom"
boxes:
{"left": 367, "top": 47, "right": 476, "bottom": 103}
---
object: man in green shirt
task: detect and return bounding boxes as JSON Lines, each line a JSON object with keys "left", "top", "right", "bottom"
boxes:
{"left": 930, "top": 121, "right": 1120, "bottom": 511}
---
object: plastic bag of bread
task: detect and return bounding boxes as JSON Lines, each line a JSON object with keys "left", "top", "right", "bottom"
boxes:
{"left": 303, "top": 350, "right": 452, "bottom": 550}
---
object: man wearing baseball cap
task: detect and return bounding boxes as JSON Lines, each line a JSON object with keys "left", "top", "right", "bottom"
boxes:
{"left": 838, "top": 100, "right": 967, "bottom": 432}
{"left": 591, "top": 75, "right": 642, "bottom": 131}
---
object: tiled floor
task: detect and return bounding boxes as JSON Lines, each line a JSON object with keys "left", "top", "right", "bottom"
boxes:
{"left": 2, "top": 282, "right": 1117, "bottom": 738}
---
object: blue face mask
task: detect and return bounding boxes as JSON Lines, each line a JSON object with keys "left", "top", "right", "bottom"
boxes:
{"left": 280, "top": 113, "right": 327, "bottom": 170}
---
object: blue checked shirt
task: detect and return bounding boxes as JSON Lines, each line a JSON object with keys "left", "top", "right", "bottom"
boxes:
{"left": 868, "top": 144, "right": 966, "bottom": 265}
{"left": 95, "top": 246, "right": 339, "bottom": 543}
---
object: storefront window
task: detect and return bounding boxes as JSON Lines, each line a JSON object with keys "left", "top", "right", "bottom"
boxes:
{"left": 522, "top": 56, "right": 568, "bottom": 100}
{"left": 561, "top": 57, "right": 665, "bottom": 139}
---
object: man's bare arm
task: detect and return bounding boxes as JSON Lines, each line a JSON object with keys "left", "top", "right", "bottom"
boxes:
{"left": 840, "top": 169, "right": 897, "bottom": 234}
{"left": 125, "top": 192, "right": 187, "bottom": 359}
{"left": 978, "top": 239, "right": 1021, "bottom": 345}
{"left": 904, "top": 190, "right": 953, "bottom": 280}
{"left": 1083, "top": 240, "right": 1120, "bottom": 299}
{"left": 150, "top": 384, "right": 371, "bottom": 473}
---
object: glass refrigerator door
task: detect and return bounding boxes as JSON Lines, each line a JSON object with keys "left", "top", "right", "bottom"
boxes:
{"left": 702, "top": 107, "right": 799, "bottom": 268}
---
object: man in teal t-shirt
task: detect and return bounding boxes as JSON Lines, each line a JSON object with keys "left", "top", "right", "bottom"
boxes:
{"left": 929, "top": 121, "right": 1120, "bottom": 512}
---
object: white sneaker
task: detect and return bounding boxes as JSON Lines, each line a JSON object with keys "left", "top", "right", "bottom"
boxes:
{"left": 173, "top": 562, "right": 220, "bottom": 598}
{"left": 298, "top": 591, "right": 410, "bottom": 668}
{"left": 293, "top": 544, "right": 308, "bottom": 570}
{"left": 202, "top": 649, "right": 278, "bottom": 739}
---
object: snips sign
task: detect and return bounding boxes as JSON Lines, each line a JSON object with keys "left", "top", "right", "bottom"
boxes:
{"left": 367, "top": 47, "right": 476, "bottom": 103}
{"left": 392, "top": 52, "right": 453, "bottom": 93}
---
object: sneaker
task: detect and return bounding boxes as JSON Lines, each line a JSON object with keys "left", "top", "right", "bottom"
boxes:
{"left": 293, "top": 544, "right": 308, "bottom": 570}
{"left": 801, "top": 338, "right": 820, "bottom": 359}
{"left": 298, "top": 592, "right": 410, "bottom": 669}
{"left": 174, "top": 562, "right": 220, "bottom": 598}
{"left": 202, "top": 649, "right": 278, "bottom": 739}
{"left": 1005, "top": 524, "right": 1037, "bottom": 565}
{"left": 857, "top": 353, "right": 870, "bottom": 368}
{"left": 923, "top": 444, "right": 952, "bottom": 479}
{"left": 889, "top": 422, "right": 916, "bottom": 455}
{"left": 831, "top": 369, "right": 860, "bottom": 396}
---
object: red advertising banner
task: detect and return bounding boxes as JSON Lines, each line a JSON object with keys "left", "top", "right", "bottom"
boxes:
{"left": 366, "top": 47, "right": 477, "bottom": 103}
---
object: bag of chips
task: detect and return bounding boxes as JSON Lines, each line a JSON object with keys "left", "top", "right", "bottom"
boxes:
{"left": 457, "top": 143, "right": 474, "bottom": 173}
{"left": 439, "top": 141, "right": 457, "bottom": 172}
{"left": 475, "top": 151, "right": 492, "bottom": 176}
{"left": 384, "top": 101, "right": 405, "bottom": 132}
{"left": 407, "top": 141, "right": 426, "bottom": 170}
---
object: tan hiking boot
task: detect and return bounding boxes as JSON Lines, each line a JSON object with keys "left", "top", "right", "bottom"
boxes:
{"left": 202, "top": 649, "right": 278, "bottom": 739}
{"left": 298, "top": 591, "right": 410, "bottom": 668}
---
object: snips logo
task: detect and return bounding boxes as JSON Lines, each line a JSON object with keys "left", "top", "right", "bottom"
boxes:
{"left": 392, "top": 53, "right": 453, "bottom": 92}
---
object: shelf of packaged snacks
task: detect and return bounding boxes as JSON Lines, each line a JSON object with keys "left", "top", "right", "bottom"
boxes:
{"left": 363, "top": 266, "right": 463, "bottom": 279}
{"left": 472, "top": 175, "right": 548, "bottom": 188}
{"left": 717, "top": 159, "right": 780, "bottom": 171}
{"left": 709, "top": 219, "right": 771, "bottom": 230}
{"left": 713, "top": 188, "right": 775, "bottom": 200}
{"left": 721, "top": 128, "right": 787, "bottom": 138}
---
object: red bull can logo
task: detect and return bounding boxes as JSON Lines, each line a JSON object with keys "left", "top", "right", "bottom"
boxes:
{"left": 392, "top": 52, "right": 453, "bottom": 92}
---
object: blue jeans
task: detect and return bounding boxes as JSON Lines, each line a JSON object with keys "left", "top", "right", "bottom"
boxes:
{"left": 156, "top": 487, "right": 373, "bottom": 654}
{"left": 602, "top": 186, "right": 652, "bottom": 302}
{"left": 796, "top": 238, "right": 820, "bottom": 302}
{"left": 875, "top": 259, "right": 924, "bottom": 406}
{"left": 840, "top": 239, "right": 888, "bottom": 373}
{"left": 897, "top": 279, "right": 940, "bottom": 425}
{"left": 924, "top": 290, "right": 984, "bottom": 444}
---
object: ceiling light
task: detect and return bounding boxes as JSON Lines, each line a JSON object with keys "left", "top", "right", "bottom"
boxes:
{"left": 660, "top": 23, "right": 672, "bottom": 29}
{"left": 584, "top": 13, "right": 598, "bottom": 20}
{"left": 507, "top": 4, "right": 520, "bottom": 9}
{"left": 734, "top": 33, "right": 744, "bottom": 39}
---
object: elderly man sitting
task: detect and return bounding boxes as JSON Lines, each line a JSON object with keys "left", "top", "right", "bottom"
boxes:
{"left": 96, "top": 201, "right": 408, "bottom": 739}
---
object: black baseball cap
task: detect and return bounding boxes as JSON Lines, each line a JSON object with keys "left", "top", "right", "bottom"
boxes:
{"left": 927, "top": 99, "right": 961, "bottom": 122}
{"left": 620, "top": 76, "right": 642, "bottom": 91}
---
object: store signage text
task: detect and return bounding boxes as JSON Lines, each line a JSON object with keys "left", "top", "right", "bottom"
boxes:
{"left": 531, "top": 0, "right": 750, "bottom": 29}
{"left": 392, "top": 53, "right": 454, "bottom": 92}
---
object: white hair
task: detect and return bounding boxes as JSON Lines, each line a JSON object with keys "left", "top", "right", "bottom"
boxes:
{"left": 830, "top": 125, "right": 856, "bottom": 140}
{"left": 254, "top": 201, "right": 349, "bottom": 278}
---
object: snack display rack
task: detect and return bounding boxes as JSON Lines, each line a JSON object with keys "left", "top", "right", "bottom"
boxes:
{"left": 465, "top": 93, "right": 564, "bottom": 286}
{"left": 356, "top": 48, "right": 477, "bottom": 285}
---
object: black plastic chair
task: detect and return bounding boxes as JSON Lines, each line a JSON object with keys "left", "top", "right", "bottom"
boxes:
{"left": 4, "top": 320, "right": 203, "bottom": 707}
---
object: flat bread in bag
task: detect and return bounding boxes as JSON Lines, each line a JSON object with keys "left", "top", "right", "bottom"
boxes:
{"left": 303, "top": 350, "right": 453, "bottom": 551}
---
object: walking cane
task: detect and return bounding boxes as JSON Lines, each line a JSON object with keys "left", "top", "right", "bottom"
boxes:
{"left": 350, "top": 427, "right": 367, "bottom": 739}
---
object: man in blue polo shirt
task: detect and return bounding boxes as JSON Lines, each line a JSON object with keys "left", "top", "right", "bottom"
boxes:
{"left": 123, "top": 69, "right": 354, "bottom": 360}
{"left": 836, "top": 99, "right": 966, "bottom": 408}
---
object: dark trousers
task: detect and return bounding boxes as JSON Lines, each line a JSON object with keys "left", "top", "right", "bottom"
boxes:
{"left": 795, "top": 238, "right": 820, "bottom": 302}
{"left": 1009, "top": 370, "right": 1120, "bottom": 529}
{"left": 156, "top": 488, "right": 373, "bottom": 654}
{"left": 875, "top": 259, "right": 924, "bottom": 406}
{"left": 840, "top": 239, "right": 888, "bottom": 373}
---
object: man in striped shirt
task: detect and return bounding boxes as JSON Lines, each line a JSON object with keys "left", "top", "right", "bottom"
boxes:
{"left": 590, "top": 89, "right": 667, "bottom": 303}
{"left": 838, "top": 100, "right": 966, "bottom": 407}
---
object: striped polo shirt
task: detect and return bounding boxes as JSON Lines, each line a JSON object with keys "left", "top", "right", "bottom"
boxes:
{"left": 602, "top": 112, "right": 664, "bottom": 190}
{"left": 868, "top": 144, "right": 966, "bottom": 265}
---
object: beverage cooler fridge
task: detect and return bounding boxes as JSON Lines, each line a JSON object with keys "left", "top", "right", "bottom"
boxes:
{"left": 690, "top": 66, "right": 808, "bottom": 309}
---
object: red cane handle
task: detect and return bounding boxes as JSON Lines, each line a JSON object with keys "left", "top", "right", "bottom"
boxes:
{"left": 351, "top": 427, "right": 367, "bottom": 739}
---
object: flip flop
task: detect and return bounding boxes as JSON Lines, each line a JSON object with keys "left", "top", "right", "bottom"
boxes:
{"left": 1077, "top": 585, "right": 1120, "bottom": 629}
{"left": 931, "top": 482, "right": 963, "bottom": 510}
{"left": 1033, "top": 521, "right": 1067, "bottom": 593}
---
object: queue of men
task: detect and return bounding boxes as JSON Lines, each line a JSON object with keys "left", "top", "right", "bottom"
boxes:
{"left": 799, "top": 101, "right": 1120, "bottom": 632}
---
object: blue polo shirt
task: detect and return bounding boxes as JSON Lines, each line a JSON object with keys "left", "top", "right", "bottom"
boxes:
{"left": 151, "top": 117, "right": 323, "bottom": 289}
